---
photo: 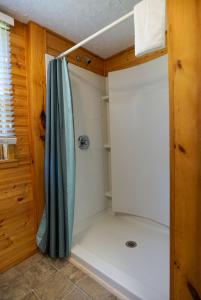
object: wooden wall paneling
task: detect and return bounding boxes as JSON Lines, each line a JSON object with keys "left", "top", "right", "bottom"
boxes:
{"left": 27, "top": 21, "right": 46, "bottom": 230}
{"left": 46, "top": 27, "right": 166, "bottom": 77}
{"left": 46, "top": 30, "right": 105, "bottom": 76}
{"left": 0, "top": 21, "right": 36, "bottom": 272}
{"left": 168, "top": 1, "right": 201, "bottom": 299}
{"left": 104, "top": 46, "right": 167, "bottom": 75}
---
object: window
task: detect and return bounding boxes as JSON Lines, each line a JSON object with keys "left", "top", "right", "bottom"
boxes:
{"left": 0, "top": 20, "right": 16, "bottom": 160}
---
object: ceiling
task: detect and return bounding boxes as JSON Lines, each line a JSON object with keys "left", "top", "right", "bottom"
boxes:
{"left": 0, "top": 0, "right": 140, "bottom": 58}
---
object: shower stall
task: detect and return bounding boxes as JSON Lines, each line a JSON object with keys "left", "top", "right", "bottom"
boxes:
{"left": 45, "top": 53, "right": 169, "bottom": 300}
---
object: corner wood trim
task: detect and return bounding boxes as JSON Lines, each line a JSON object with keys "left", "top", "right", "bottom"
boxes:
{"left": 27, "top": 21, "right": 46, "bottom": 232}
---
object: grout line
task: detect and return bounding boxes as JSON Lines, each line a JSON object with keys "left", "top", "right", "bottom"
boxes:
{"left": 74, "top": 273, "right": 88, "bottom": 285}
{"left": 31, "top": 288, "right": 41, "bottom": 300}
{"left": 44, "top": 256, "right": 70, "bottom": 271}
{"left": 60, "top": 283, "right": 77, "bottom": 299}
{"left": 47, "top": 262, "right": 60, "bottom": 271}
{"left": 40, "top": 257, "right": 88, "bottom": 299}
{"left": 22, "top": 289, "right": 32, "bottom": 299}
{"left": 72, "top": 284, "right": 92, "bottom": 299}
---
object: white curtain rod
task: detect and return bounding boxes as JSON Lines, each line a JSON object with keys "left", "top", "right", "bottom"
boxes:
{"left": 0, "top": 11, "right": 14, "bottom": 26}
{"left": 57, "top": 10, "right": 134, "bottom": 59}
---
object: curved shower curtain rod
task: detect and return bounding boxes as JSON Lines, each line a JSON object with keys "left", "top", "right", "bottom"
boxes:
{"left": 56, "top": 10, "right": 134, "bottom": 59}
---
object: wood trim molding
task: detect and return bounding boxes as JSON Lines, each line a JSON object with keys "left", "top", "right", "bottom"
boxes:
{"left": 104, "top": 46, "right": 167, "bottom": 75}
{"left": 27, "top": 21, "right": 46, "bottom": 230}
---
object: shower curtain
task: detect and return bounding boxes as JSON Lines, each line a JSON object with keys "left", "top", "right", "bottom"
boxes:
{"left": 36, "top": 58, "right": 75, "bottom": 258}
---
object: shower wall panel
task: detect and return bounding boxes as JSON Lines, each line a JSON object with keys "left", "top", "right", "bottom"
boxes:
{"left": 69, "top": 64, "right": 107, "bottom": 235}
{"left": 108, "top": 55, "right": 169, "bottom": 226}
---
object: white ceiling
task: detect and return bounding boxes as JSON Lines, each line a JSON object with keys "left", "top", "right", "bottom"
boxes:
{"left": 0, "top": 0, "right": 140, "bottom": 58}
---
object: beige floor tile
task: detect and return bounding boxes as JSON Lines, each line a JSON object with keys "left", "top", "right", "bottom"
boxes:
{"left": 0, "top": 267, "right": 20, "bottom": 281}
{"left": 0, "top": 255, "right": 118, "bottom": 300}
{"left": 23, "top": 259, "right": 57, "bottom": 289}
{"left": 34, "top": 271, "right": 75, "bottom": 300}
{"left": 0, "top": 269, "right": 30, "bottom": 300}
{"left": 62, "top": 287, "right": 91, "bottom": 300}
{"left": 43, "top": 256, "right": 69, "bottom": 270}
{"left": 21, "top": 291, "right": 39, "bottom": 300}
{"left": 59, "top": 262, "right": 86, "bottom": 283}
{"left": 16, "top": 253, "right": 44, "bottom": 273}
{"left": 77, "top": 276, "right": 118, "bottom": 300}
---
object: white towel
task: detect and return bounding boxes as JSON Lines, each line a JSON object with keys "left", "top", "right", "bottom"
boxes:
{"left": 134, "top": 0, "right": 166, "bottom": 56}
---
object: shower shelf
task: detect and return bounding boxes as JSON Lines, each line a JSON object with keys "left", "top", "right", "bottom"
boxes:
{"left": 102, "top": 95, "right": 109, "bottom": 102}
{"left": 104, "top": 144, "right": 111, "bottom": 150}
{"left": 105, "top": 191, "right": 112, "bottom": 198}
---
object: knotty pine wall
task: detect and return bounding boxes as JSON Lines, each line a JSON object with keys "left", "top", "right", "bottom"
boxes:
{"left": 0, "top": 21, "right": 37, "bottom": 271}
{"left": 168, "top": 1, "right": 201, "bottom": 298}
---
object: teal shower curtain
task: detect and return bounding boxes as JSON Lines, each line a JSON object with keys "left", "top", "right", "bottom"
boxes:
{"left": 36, "top": 58, "right": 75, "bottom": 258}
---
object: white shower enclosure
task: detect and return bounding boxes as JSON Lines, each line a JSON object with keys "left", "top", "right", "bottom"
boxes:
{"left": 109, "top": 55, "right": 169, "bottom": 226}
{"left": 70, "top": 56, "right": 169, "bottom": 300}
{"left": 45, "top": 54, "right": 169, "bottom": 300}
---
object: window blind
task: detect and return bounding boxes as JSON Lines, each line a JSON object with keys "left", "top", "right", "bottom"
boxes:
{"left": 0, "top": 20, "right": 16, "bottom": 143}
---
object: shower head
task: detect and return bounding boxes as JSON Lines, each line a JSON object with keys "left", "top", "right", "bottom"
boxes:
{"left": 76, "top": 55, "right": 92, "bottom": 65}
{"left": 84, "top": 57, "right": 92, "bottom": 65}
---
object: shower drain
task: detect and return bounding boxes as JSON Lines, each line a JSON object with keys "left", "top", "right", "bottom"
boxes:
{"left": 125, "top": 241, "right": 137, "bottom": 248}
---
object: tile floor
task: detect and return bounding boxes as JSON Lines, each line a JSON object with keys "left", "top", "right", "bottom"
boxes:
{"left": 0, "top": 253, "right": 118, "bottom": 300}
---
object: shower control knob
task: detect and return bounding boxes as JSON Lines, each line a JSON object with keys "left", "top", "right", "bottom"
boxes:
{"left": 78, "top": 135, "right": 90, "bottom": 150}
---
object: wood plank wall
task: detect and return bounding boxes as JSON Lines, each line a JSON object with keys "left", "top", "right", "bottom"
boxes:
{"left": 0, "top": 21, "right": 37, "bottom": 272}
{"left": 168, "top": 1, "right": 201, "bottom": 299}
{"left": 27, "top": 22, "right": 46, "bottom": 228}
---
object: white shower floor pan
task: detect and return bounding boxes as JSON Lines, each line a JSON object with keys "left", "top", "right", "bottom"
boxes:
{"left": 71, "top": 210, "right": 169, "bottom": 300}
